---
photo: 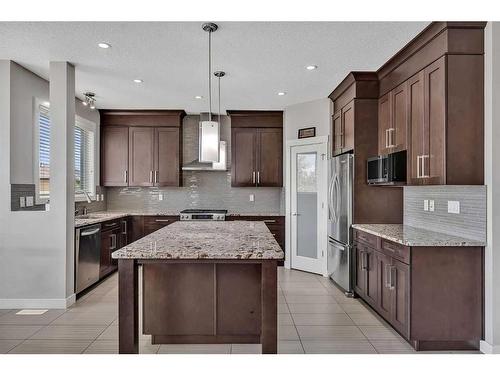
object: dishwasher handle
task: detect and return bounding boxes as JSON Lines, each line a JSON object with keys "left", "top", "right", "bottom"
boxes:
{"left": 80, "top": 228, "right": 101, "bottom": 237}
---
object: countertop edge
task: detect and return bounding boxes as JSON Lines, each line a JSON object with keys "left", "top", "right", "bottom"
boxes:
{"left": 352, "top": 224, "right": 486, "bottom": 247}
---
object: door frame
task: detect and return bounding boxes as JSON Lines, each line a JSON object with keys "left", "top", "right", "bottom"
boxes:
{"left": 285, "top": 136, "right": 329, "bottom": 276}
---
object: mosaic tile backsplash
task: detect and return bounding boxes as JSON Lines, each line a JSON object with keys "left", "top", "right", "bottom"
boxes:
{"left": 106, "top": 171, "right": 284, "bottom": 214}
{"left": 403, "top": 185, "right": 486, "bottom": 242}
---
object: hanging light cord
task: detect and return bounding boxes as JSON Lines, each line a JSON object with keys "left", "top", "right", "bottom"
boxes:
{"left": 208, "top": 30, "right": 212, "bottom": 122}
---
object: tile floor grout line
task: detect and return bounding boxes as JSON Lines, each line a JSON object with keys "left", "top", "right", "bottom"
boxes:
{"left": 284, "top": 298, "right": 305, "bottom": 354}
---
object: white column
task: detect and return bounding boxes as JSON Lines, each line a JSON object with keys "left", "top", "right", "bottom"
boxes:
{"left": 49, "top": 62, "right": 76, "bottom": 301}
{"left": 482, "top": 21, "right": 500, "bottom": 354}
{"left": 0, "top": 61, "right": 12, "bottom": 245}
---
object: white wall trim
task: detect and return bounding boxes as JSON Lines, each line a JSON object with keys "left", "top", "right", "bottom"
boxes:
{"left": 0, "top": 294, "right": 75, "bottom": 309}
{"left": 480, "top": 340, "right": 500, "bottom": 354}
{"left": 285, "top": 136, "right": 329, "bottom": 275}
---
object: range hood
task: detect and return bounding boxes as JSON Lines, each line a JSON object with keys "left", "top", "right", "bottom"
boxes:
{"left": 182, "top": 113, "right": 227, "bottom": 171}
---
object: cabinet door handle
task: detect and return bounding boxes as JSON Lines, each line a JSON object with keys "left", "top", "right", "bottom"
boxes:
{"left": 105, "top": 222, "right": 118, "bottom": 227}
{"left": 257, "top": 171, "right": 260, "bottom": 185}
{"left": 385, "top": 264, "right": 392, "bottom": 288}
{"left": 385, "top": 129, "right": 389, "bottom": 148}
{"left": 155, "top": 170, "right": 159, "bottom": 184}
{"left": 421, "top": 155, "right": 429, "bottom": 178}
{"left": 252, "top": 171, "right": 256, "bottom": 184}
{"left": 361, "top": 251, "right": 367, "bottom": 270}
{"left": 389, "top": 266, "right": 396, "bottom": 290}
{"left": 124, "top": 170, "right": 128, "bottom": 183}
{"left": 122, "top": 220, "right": 127, "bottom": 235}
{"left": 263, "top": 219, "right": 276, "bottom": 223}
{"left": 416, "top": 155, "right": 421, "bottom": 178}
{"left": 155, "top": 219, "right": 170, "bottom": 223}
{"left": 150, "top": 171, "right": 153, "bottom": 183}
{"left": 110, "top": 234, "right": 117, "bottom": 250}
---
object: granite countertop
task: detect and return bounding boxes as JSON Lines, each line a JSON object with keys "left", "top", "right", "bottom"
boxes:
{"left": 112, "top": 221, "right": 284, "bottom": 260}
{"left": 75, "top": 211, "right": 284, "bottom": 227}
{"left": 74, "top": 211, "right": 179, "bottom": 228}
{"left": 352, "top": 224, "right": 486, "bottom": 247}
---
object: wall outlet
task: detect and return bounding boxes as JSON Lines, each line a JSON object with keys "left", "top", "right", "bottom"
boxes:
{"left": 249, "top": 194, "right": 255, "bottom": 202}
{"left": 96, "top": 195, "right": 100, "bottom": 202}
{"left": 423, "top": 199, "right": 429, "bottom": 211}
{"left": 19, "top": 197, "right": 26, "bottom": 208}
{"left": 158, "top": 193, "right": 163, "bottom": 201}
{"left": 448, "top": 200, "right": 460, "bottom": 214}
{"left": 26, "top": 196, "right": 34, "bottom": 207}
{"left": 429, "top": 200, "right": 435, "bottom": 212}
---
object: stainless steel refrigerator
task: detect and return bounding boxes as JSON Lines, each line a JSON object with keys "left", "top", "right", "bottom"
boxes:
{"left": 327, "top": 152, "right": 354, "bottom": 296}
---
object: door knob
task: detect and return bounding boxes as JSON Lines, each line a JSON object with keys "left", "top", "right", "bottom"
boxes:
{"left": 292, "top": 212, "right": 300, "bottom": 216}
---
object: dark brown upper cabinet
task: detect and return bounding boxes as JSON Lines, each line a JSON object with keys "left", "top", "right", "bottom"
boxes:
{"left": 376, "top": 22, "right": 485, "bottom": 185}
{"left": 332, "top": 101, "right": 354, "bottom": 156}
{"left": 228, "top": 111, "right": 283, "bottom": 188}
{"left": 378, "top": 82, "right": 408, "bottom": 155}
{"left": 100, "top": 110, "right": 185, "bottom": 187}
{"left": 101, "top": 126, "right": 129, "bottom": 186}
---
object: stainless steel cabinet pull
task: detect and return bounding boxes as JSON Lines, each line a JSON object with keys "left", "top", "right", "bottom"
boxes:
{"left": 105, "top": 222, "right": 117, "bottom": 227}
{"left": 124, "top": 170, "right": 128, "bottom": 183}
{"left": 110, "top": 234, "right": 117, "bottom": 250}
{"left": 257, "top": 171, "right": 260, "bottom": 185}
{"left": 389, "top": 266, "right": 396, "bottom": 290}
{"left": 387, "top": 128, "right": 395, "bottom": 148}
{"left": 150, "top": 171, "right": 153, "bottom": 183}
{"left": 421, "top": 155, "right": 429, "bottom": 178}
{"left": 122, "top": 220, "right": 127, "bottom": 235}
{"left": 155, "top": 170, "right": 159, "bottom": 184}
{"left": 252, "top": 171, "right": 256, "bottom": 184}
{"left": 263, "top": 220, "right": 276, "bottom": 223}
{"left": 385, "top": 129, "right": 389, "bottom": 148}
{"left": 155, "top": 219, "right": 170, "bottom": 223}
{"left": 385, "top": 264, "right": 392, "bottom": 288}
{"left": 416, "top": 155, "right": 422, "bottom": 178}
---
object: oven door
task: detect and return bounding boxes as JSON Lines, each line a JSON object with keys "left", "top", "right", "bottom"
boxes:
{"left": 367, "top": 155, "right": 388, "bottom": 184}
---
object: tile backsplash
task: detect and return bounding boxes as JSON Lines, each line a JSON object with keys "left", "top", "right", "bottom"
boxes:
{"left": 106, "top": 171, "right": 284, "bottom": 214}
{"left": 404, "top": 185, "right": 486, "bottom": 242}
{"left": 75, "top": 186, "right": 107, "bottom": 213}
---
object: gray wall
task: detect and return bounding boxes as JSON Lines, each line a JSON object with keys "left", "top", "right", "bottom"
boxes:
{"left": 403, "top": 185, "right": 486, "bottom": 242}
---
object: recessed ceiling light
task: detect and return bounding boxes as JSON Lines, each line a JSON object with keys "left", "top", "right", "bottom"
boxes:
{"left": 277, "top": 92, "right": 287, "bottom": 96}
{"left": 133, "top": 79, "right": 143, "bottom": 83}
{"left": 194, "top": 95, "right": 203, "bottom": 99}
{"left": 98, "top": 42, "right": 111, "bottom": 49}
{"left": 306, "top": 65, "right": 318, "bottom": 70}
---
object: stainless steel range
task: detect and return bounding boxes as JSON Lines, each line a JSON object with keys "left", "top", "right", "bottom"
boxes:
{"left": 180, "top": 209, "right": 227, "bottom": 221}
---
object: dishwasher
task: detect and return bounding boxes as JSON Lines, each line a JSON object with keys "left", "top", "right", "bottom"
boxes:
{"left": 75, "top": 224, "right": 101, "bottom": 294}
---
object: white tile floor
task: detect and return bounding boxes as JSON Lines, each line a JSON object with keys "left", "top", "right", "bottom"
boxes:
{"left": 0, "top": 267, "right": 477, "bottom": 354}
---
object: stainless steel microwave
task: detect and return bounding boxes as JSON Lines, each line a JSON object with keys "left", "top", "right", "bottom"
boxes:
{"left": 367, "top": 150, "right": 406, "bottom": 185}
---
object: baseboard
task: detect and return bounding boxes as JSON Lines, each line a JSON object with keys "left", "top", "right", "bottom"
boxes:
{"left": 0, "top": 294, "right": 76, "bottom": 309}
{"left": 480, "top": 340, "right": 500, "bottom": 354}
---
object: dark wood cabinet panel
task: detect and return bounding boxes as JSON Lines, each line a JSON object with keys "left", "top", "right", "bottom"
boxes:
{"left": 392, "top": 259, "right": 410, "bottom": 338}
{"left": 257, "top": 128, "right": 283, "bottom": 187}
{"left": 231, "top": 128, "right": 257, "bottom": 187}
{"left": 128, "top": 127, "right": 155, "bottom": 187}
{"left": 101, "top": 126, "right": 129, "bottom": 186}
{"left": 376, "top": 251, "right": 393, "bottom": 322}
{"left": 100, "top": 226, "right": 120, "bottom": 278}
{"left": 391, "top": 82, "right": 408, "bottom": 152}
{"left": 332, "top": 110, "right": 342, "bottom": 156}
{"left": 422, "top": 57, "right": 446, "bottom": 185}
{"left": 353, "top": 244, "right": 366, "bottom": 297}
{"left": 342, "top": 101, "right": 355, "bottom": 153}
{"left": 408, "top": 71, "right": 425, "bottom": 183}
{"left": 378, "top": 92, "right": 391, "bottom": 155}
{"left": 365, "top": 249, "right": 378, "bottom": 306}
{"left": 155, "top": 127, "right": 180, "bottom": 187}
{"left": 142, "top": 216, "right": 179, "bottom": 237}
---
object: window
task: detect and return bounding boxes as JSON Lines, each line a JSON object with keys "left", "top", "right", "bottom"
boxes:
{"left": 34, "top": 102, "right": 97, "bottom": 203}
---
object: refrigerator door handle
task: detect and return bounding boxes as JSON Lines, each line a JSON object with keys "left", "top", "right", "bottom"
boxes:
{"left": 333, "top": 175, "right": 341, "bottom": 223}
{"left": 328, "top": 176, "right": 335, "bottom": 221}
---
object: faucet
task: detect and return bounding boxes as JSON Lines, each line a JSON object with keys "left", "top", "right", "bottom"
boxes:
{"left": 76, "top": 190, "right": 93, "bottom": 204}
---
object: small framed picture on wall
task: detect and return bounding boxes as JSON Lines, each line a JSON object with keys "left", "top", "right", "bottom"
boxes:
{"left": 298, "top": 127, "right": 316, "bottom": 139}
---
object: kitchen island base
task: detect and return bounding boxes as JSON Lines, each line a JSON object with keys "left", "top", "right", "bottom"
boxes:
{"left": 118, "top": 259, "right": 278, "bottom": 354}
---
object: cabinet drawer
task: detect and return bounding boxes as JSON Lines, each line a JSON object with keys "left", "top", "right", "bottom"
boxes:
{"left": 380, "top": 239, "right": 410, "bottom": 264}
{"left": 101, "top": 220, "right": 120, "bottom": 230}
{"left": 354, "top": 229, "right": 379, "bottom": 249}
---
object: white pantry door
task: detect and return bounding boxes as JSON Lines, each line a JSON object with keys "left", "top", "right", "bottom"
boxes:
{"left": 290, "top": 142, "right": 326, "bottom": 274}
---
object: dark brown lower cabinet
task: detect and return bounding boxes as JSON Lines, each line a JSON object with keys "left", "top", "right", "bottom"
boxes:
{"left": 142, "top": 216, "right": 179, "bottom": 236}
{"left": 353, "top": 228, "right": 483, "bottom": 351}
{"left": 100, "top": 224, "right": 121, "bottom": 278}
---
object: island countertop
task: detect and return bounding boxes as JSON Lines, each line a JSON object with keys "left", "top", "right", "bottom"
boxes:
{"left": 352, "top": 224, "right": 486, "bottom": 247}
{"left": 112, "top": 221, "right": 284, "bottom": 260}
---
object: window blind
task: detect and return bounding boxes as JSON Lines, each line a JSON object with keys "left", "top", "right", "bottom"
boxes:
{"left": 36, "top": 104, "right": 96, "bottom": 199}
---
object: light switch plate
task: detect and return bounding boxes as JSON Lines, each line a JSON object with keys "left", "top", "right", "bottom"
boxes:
{"left": 424, "top": 199, "right": 429, "bottom": 211}
{"left": 249, "top": 194, "right": 255, "bottom": 202}
{"left": 448, "top": 201, "right": 460, "bottom": 214}
{"left": 19, "top": 197, "right": 26, "bottom": 208}
{"left": 100, "top": 194, "right": 104, "bottom": 201}
{"left": 26, "top": 196, "right": 34, "bottom": 207}
{"left": 429, "top": 200, "right": 435, "bottom": 212}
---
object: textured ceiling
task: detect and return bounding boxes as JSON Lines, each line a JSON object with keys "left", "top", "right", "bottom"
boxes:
{"left": 0, "top": 22, "right": 429, "bottom": 113}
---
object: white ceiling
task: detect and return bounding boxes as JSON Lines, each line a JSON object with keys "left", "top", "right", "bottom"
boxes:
{"left": 0, "top": 22, "right": 429, "bottom": 113}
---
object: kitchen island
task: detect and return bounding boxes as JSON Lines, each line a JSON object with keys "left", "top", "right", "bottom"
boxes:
{"left": 112, "top": 221, "right": 284, "bottom": 354}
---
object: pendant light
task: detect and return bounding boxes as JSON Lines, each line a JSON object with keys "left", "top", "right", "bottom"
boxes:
{"left": 199, "top": 22, "right": 220, "bottom": 163}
